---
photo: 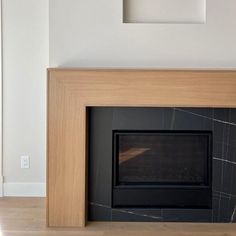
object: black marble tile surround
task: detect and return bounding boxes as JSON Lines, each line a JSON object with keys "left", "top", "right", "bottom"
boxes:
{"left": 88, "top": 108, "right": 236, "bottom": 223}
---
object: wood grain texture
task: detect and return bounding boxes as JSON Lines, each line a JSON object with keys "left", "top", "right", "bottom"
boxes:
{"left": 1, "top": 197, "right": 236, "bottom": 236}
{"left": 47, "top": 69, "right": 236, "bottom": 227}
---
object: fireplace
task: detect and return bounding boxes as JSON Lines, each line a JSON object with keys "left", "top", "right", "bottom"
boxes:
{"left": 112, "top": 130, "right": 212, "bottom": 208}
{"left": 88, "top": 107, "right": 236, "bottom": 222}
{"left": 47, "top": 69, "right": 236, "bottom": 227}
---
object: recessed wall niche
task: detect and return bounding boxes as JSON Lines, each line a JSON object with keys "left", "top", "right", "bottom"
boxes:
{"left": 123, "top": 0, "right": 206, "bottom": 24}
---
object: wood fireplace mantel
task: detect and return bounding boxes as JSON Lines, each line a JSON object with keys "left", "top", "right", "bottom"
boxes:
{"left": 47, "top": 69, "right": 236, "bottom": 227}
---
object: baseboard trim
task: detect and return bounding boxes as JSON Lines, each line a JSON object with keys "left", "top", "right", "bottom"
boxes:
{"left": 0, "top": 176, "right": 3, "bottom": 197}
{"left": 3, "top": 182, "right": 46, "bottom": 197}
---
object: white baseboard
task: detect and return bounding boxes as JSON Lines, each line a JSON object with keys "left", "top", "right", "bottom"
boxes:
{"left": 0, "top": 176, "right": 3, "bottom": 197}
{"left": 3, "top": 182, "right": 46, "bottom": 197}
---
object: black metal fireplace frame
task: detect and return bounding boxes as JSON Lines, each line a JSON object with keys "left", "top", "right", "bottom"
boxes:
{"left": 112, "top": 130, "right": 213, "bottom": 209}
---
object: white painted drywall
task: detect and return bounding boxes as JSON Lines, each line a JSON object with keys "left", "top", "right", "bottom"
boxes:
{"left": 50, "top": 0, "right": 236, "bottom": 68}
{"left": 123, "top": 0, "right": 206, "bottom": 23}
{"left": 2, "top": 0, "right": 48, "bottom": 196}
{"left": 1, "top": 0, "right": 236, "bottom": 197}
{"left": 0, "top": 0, "right": 3, "bottom": 197}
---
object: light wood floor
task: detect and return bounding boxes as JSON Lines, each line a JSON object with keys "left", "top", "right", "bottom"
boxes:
{"left": 0, "top": 198, "right": 236, "bottom": 236}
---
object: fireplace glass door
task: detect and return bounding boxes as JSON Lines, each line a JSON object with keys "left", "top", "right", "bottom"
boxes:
{"left": 112, "top": 131, "right": 212, "bottom": 208}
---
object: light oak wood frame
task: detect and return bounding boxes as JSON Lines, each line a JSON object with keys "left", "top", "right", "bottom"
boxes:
{"left": 47, "top": 69, "right": 236, "bottom": 227}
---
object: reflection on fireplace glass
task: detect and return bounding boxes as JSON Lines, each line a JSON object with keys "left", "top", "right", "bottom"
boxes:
{"left": 115, "top": 132, "right": 210, "bottom": 185}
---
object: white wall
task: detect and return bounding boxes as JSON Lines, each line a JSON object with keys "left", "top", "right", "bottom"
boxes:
{"left": 0, "top": 0, "right": 3, "bottom": 197}
{"left": 50, "top": 0, "right": 236, "bottom": 68}
{"left": 123, "top": 0, "right": 206, "bottom": 24}
{"left": 1, "top": 0, "right": 236, "bottom": 196}
{"left": 2, "top": 0, "right": 48, "bottom": 196}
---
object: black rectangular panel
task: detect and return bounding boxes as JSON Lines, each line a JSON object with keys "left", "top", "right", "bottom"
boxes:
{"left": 112, "top": 130, "right": 212, "bottom": 208}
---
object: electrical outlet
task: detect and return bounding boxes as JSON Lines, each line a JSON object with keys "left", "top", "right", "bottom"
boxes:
{"left": 20, "top": 156, "right": 30, "bottom": 169}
